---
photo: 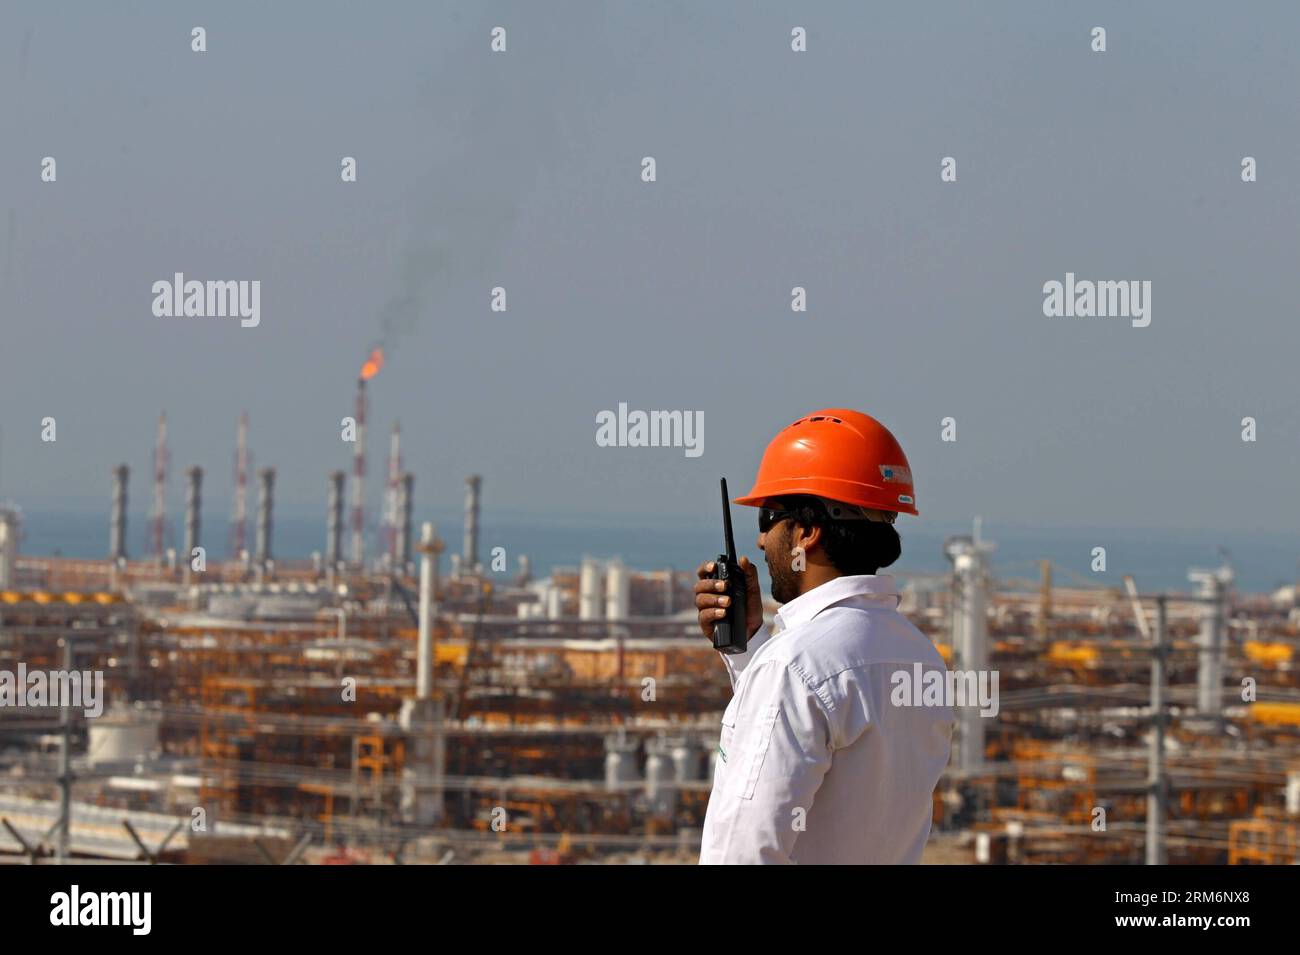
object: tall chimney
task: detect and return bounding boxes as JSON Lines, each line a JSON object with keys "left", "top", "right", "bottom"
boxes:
{"left": 109, "top": 465, "right": 129, "bottom": 560}
{"left": 1190, "top": 565, "right": 1232, "bottom": 728}
{"left": 945, "top": 533, "right": 994, "bottom": 774}
{"left": 350, "top": 379, "right": 367, "bottom": 567}
{"left": 256, "top": 467, "right": 275, "bottom": 567}
{"left": 0, "top": 509, "right": 19, "bottom": 590}
{"left": 463, "top": 475, "right": 481, "bottom": 572}
{"left": 326, "top": 470, "right": 345, "bottom": 573}
{"left": 183, "top": 466, "right": 202, "bottom": 584}
{"left": 417, "top": 522, "right": 438, "bottom": 700}
{"left": 229, "top": 412, "right": 249, "bottom": 560}
{"left": 401, "top": 519, "right": 446, "bottom": 826}
{"left": 385, "top": 423, "right": 402, "bottom": 564}
{"left": 395, "top": 472, "right": 414, "bottom": 570}
{"left": 151, "top": 412, "right": 168, "bottom": 562}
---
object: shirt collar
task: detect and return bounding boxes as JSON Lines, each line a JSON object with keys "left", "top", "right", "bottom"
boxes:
{"left": 771, "top": 574, "right": 899, "bottom": 635}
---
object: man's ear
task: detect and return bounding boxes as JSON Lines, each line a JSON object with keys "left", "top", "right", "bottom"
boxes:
{"left": 794, "top": 521, "right": 823, "bottom": 557}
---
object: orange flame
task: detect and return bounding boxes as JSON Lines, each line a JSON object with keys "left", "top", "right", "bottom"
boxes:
{"left": 359, "top": 347, "right": 384, "bottom": 381}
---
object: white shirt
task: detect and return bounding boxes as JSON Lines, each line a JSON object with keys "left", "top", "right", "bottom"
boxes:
{"left": 698, "top": 574, "right": 952, "bottom": 865}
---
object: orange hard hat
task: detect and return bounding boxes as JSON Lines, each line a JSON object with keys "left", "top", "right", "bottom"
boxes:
{"left": 734, "top": 409, "right": 918, "bottom": 516}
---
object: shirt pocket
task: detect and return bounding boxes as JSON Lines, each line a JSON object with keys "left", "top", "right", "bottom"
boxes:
{"left": 718, "top": 695, "right": 740, "bottom": 772}
{"left": 739, "top": 702, "right": 780, "bottom": 800}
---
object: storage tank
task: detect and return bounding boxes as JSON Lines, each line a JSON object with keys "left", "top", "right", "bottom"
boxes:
{"left": 644, "top": 737, "right": 678, "bottom": 814}
{"left": 254, "top": 594, "right": 326, "bottom": 619}
{"left": 207, "top": 594, "right": 257, "bottom": 619}
{"left": 87, "top": 706, "right": 162, "bottom": 767}
{"left": 545, "top": 583, "right": 563, "bottom": 620}
{"left": 579, "top": 558, "right": 604, "bottom": 621}
{"left": 668, "top": 736, "right": 701, "bottom": 782}
{"left": 605, "top": 558, "right": 630, "bottom": 621}
{"left": 604, "top": 733, "right": 640, "bottom": 790}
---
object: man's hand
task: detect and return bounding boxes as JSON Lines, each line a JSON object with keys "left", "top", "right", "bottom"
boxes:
{"left": 694, "top": 556, "right": 763, "bottom": 642}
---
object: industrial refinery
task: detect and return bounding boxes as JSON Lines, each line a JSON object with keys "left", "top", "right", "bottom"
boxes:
{"left": 1, "top": 392, "right": 1299, "bottom": 865}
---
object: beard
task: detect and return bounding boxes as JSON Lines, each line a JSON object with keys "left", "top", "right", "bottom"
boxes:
{"left": 765, "top": 524, "right": 800, "bottom": 604}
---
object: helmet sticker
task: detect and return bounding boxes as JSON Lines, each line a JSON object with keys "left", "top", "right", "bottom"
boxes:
{"left": 880, "top": 465, "right": 912, "bottom": 484}
{"left": 897, "top": 494, "right": 914, "bottom": 505}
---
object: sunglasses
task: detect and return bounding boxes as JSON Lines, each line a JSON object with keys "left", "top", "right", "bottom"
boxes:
{"left": 758, "top": 506, "right": 796, "bottom": 533}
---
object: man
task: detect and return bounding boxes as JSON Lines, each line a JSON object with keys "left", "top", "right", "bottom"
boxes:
{"left": 695, "top": 409, "right": 952, "bottom": 864}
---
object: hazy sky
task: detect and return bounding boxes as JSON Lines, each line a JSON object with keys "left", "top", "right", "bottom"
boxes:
{"left": 2, "top": 1, "right": 1298, "bottom": 537}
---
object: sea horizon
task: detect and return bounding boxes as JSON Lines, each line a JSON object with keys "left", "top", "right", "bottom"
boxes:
{"left": 4, "top": 504, "right": 1294, "bottom": 597}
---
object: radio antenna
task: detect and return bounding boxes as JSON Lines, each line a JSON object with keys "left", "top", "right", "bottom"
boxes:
{"left": 721, "top": 478, "right": 737, "bottom": 562}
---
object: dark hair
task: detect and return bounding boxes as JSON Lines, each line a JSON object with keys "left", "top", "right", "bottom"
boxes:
{"left": 773, "top": 495, "right": 902, "bottom": 576}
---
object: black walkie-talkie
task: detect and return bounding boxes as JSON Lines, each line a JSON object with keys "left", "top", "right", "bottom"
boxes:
{"left": 711, "top": 478, "right": 749, "bottom": 655}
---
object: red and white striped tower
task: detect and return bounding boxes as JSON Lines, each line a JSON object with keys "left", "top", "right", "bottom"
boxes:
{"left": 351, "top": 348, "right": 384, "bottom": 569}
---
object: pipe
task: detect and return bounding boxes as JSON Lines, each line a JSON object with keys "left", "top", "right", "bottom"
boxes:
{"left": 57, "top": 637, "right": 72, "bottom": 862}
{"left": 1146, "top": 596, "right": 1168, "bottom": 865}
{"left": 463, "top": 475, "right": 481, "bottom": 572}
{"left": 326, "top": 607, "right": 347, "bottom": 643}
